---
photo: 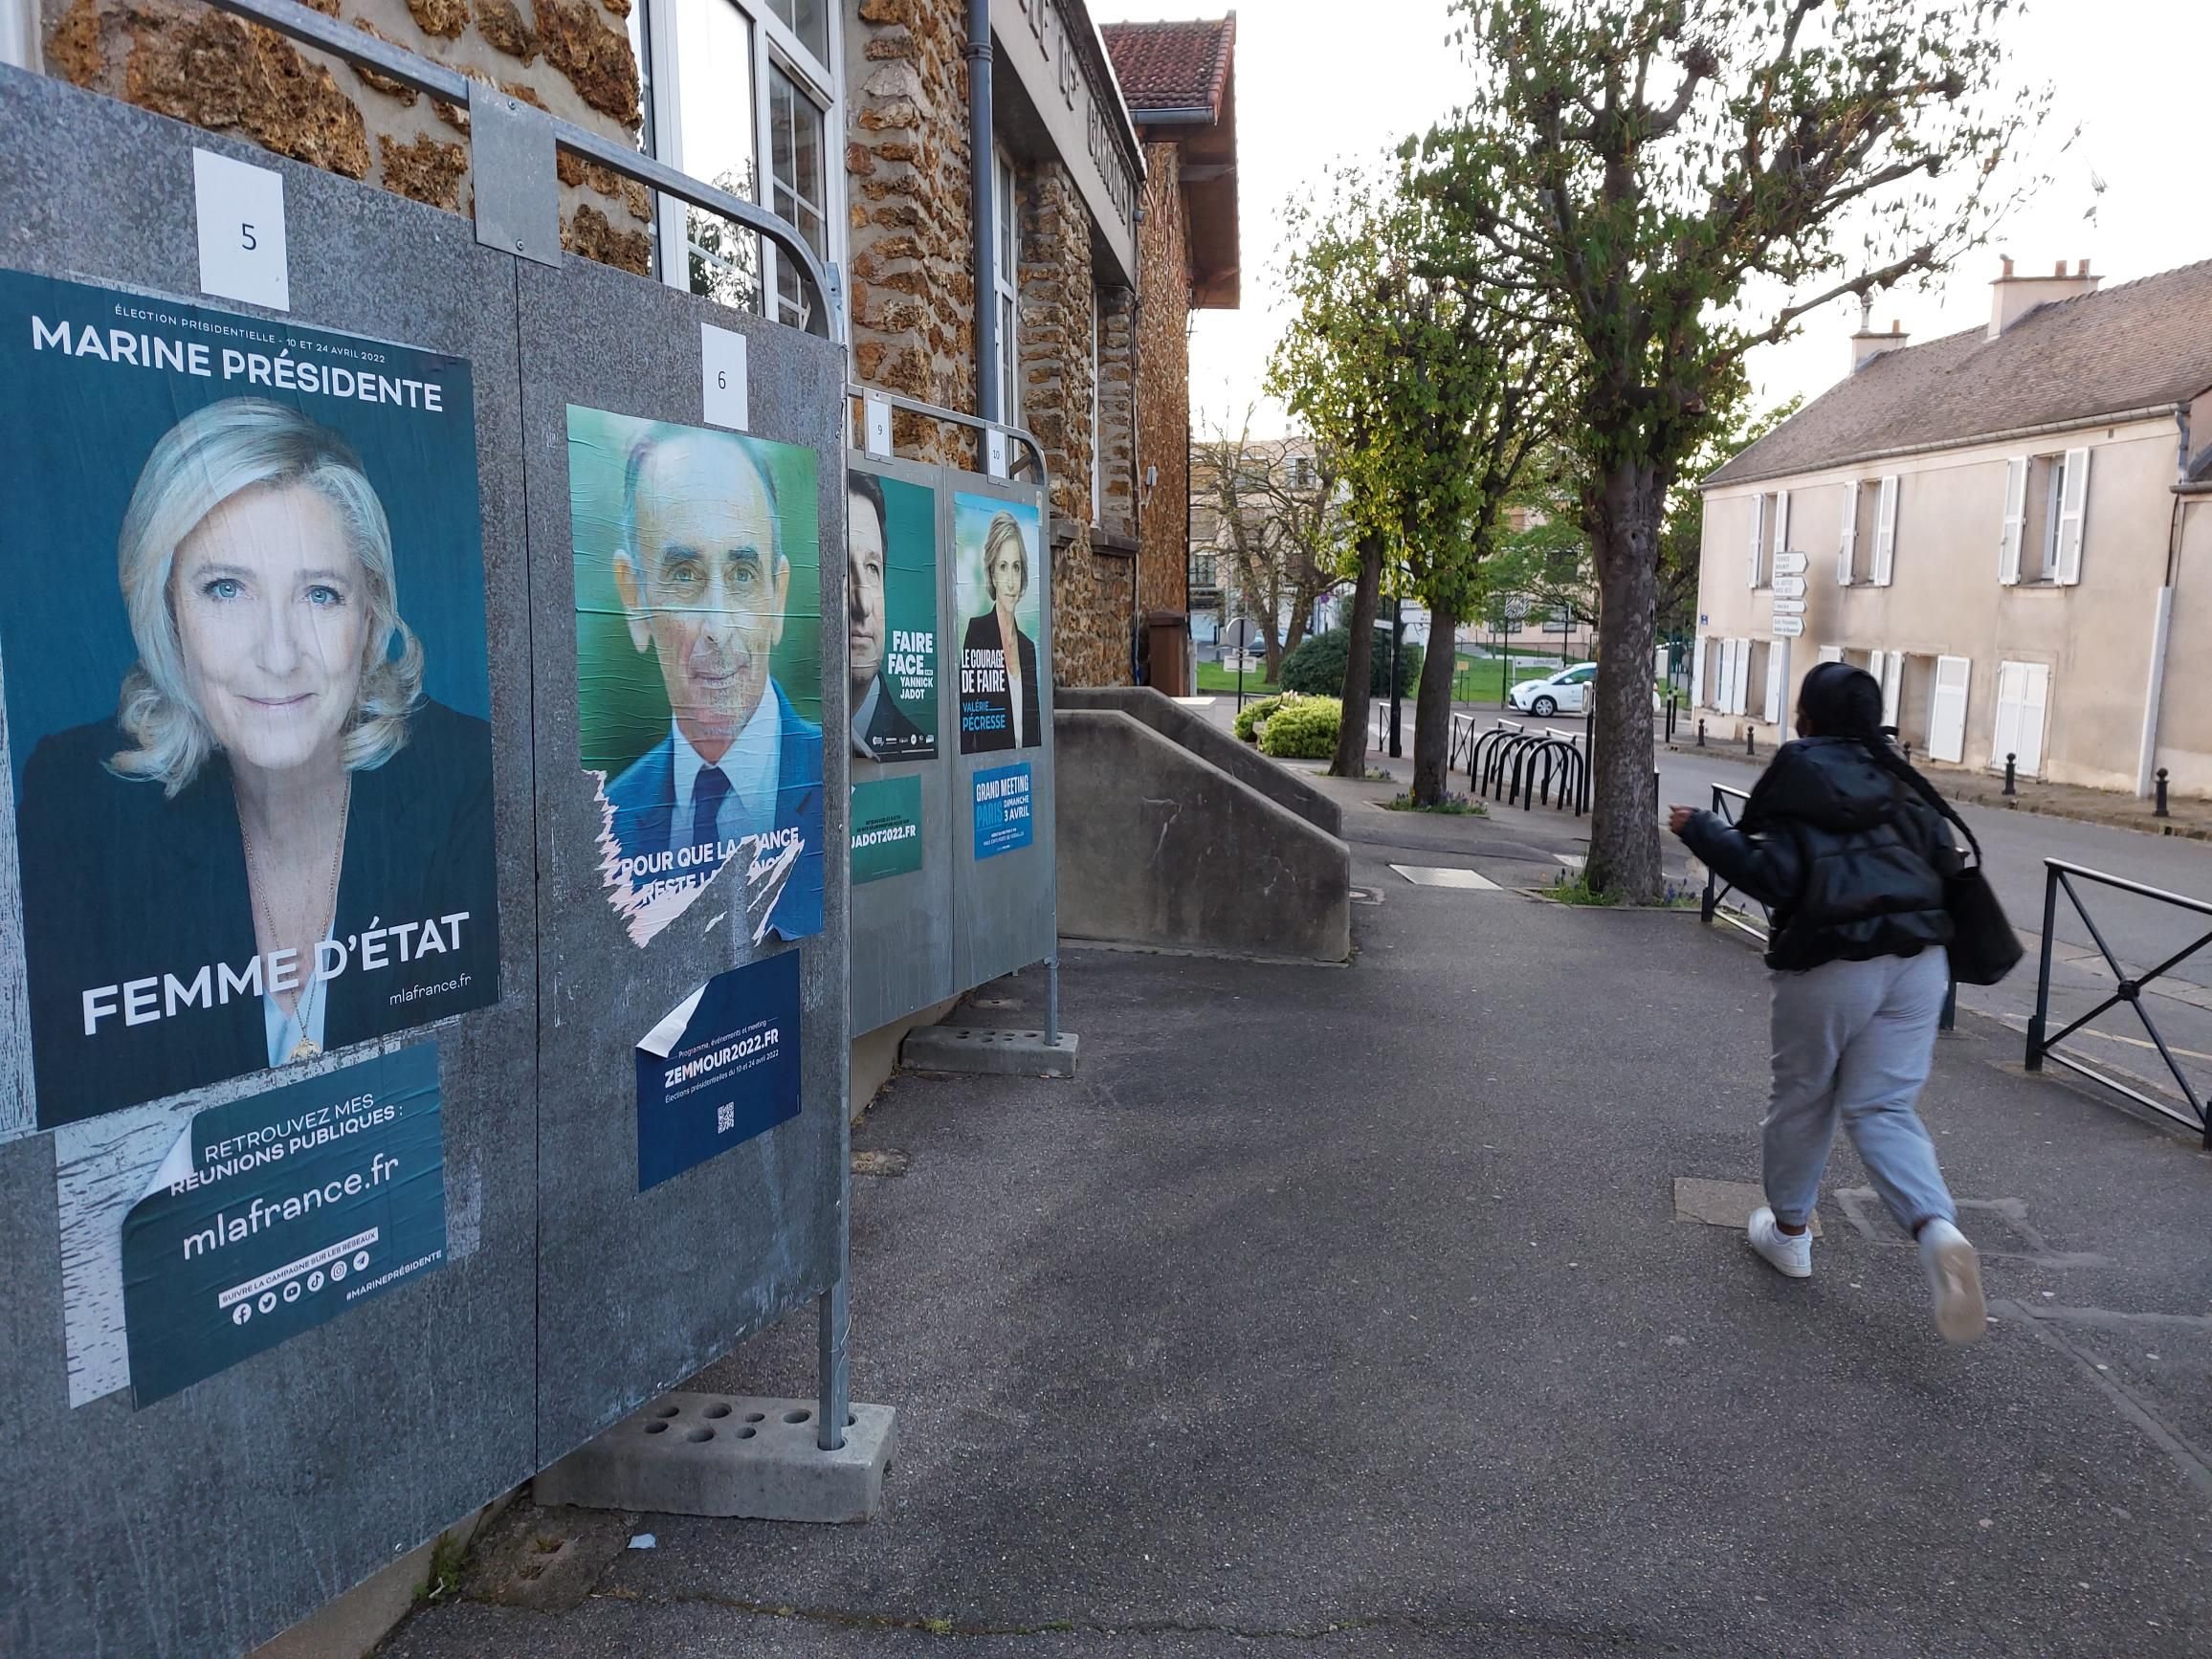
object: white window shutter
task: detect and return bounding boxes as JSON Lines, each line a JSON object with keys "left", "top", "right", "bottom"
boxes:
{"left": 1930, "top": 656, "right": 1971, "bottom": 763}
{"left": 1690, "top": 634, "right": 1706, "bottom": 708}
{"left": 1872, "top": 476, "right": 1898, "bottom": 586}
{"left": 1837, "top": 482, "right": 1857, "bottom": 585}
{"left": 2056, "top": 448, "right": 2090, "bottom": 585}
{"left": 2000, "top": 458, "right": 2027, "bottom": 585}
{"left": 1763, "top": 644, "right": 1785, "bottom": 724}
{"left": 1881, "top": 651, "right": 1903, "bottom": 729}
{"left": 1775, "top": 490, "right": 1791, "bottom": 559}
{"left": 1747, "top": 495, "right": 1765, "bottom": 588}
{"left": 1868, "top": 649, "right": 1886, "bottom": 693}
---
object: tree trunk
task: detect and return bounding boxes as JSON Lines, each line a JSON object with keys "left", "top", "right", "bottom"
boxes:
{"left": 1284, "top": 593, "right": 1315, "bottom": 660}
{"left": 1330, "top": 533, "right": 1384, "bottom": 779}
{"left": 1582, "top": 457, "right": 1665, "bottom": 901}
{"left": 1410, "top": 589, "right": 1460, "bottom": 806}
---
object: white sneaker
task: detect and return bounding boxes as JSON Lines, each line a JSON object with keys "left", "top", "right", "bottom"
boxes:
{"left": 1919, "top": 1218, "right": 1987, "bottom": 1344}
{"left": 1747, "top": 1206, "right": 1812, "bottom": 1279}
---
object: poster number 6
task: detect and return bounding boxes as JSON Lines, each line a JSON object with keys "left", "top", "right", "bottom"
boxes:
{"left": 701, "top": 323, "right": 748, "bottom": 431}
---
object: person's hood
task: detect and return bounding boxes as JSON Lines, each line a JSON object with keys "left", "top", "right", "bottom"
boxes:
{"left": 1744, "top": 737, "right": 1903, "bottom": 834}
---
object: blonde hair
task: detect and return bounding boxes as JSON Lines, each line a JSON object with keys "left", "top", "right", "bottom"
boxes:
{"left": 983, "top": 511, "right": 1029, "bottom": 604}
{"left": 109, "top": 398, "right": 423, "bottom": 795}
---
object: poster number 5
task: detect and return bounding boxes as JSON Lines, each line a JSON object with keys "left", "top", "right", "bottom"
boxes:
{"left": 192, "top": 149, "right": 290, "bottom": 312}
{"left": 701, "top": 323, "right": 748, "bottom": 431}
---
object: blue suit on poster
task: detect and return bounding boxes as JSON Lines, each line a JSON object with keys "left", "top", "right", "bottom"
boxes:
{"left": 604, "top": 681, "right": 825, "bottom": 940}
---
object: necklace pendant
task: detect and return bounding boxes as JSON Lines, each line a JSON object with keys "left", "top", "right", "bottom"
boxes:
{"left": 289, "top": 1036, "right": 321, "bottom": 1062}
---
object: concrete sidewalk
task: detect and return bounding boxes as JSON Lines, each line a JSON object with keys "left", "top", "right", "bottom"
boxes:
{"left": 387, "top": 848, "right": 2212, "bottom": 1656}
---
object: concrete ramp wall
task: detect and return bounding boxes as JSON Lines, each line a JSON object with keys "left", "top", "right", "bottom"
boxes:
{"left": 1055, "top": 686, "right": 1343, "bottom": 838}
{"left": 1054, "top": 708, "right": 1351, "bottom": 962}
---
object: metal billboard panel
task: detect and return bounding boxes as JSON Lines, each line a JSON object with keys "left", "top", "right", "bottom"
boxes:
{"left": 0, "top": 69, "right": 540, "bottom": 1657}
{"left": 515, "top": 257, "right": 850, "bottom": 1461}
{"left": 946, "top": 471, "right": 1057, "bottom": 989}
{"left": 847, "top": 453, "right": 958, "bottom": 1035}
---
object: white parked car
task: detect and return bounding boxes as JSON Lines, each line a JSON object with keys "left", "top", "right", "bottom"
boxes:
{"left": 1508, "top": 661, "right": 1597, "bottom": 717}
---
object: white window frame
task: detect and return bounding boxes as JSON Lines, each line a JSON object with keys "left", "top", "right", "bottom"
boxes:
{"left": 641, "top": 0, "right": 844, "bottom": 332}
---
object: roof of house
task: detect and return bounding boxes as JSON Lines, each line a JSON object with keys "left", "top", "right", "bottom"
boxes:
{"left": 1099, "top": 15, "right": 1235, "bottom": 120}
{"left": 1707, "top": 258, "right": 2212, "bottom": 488}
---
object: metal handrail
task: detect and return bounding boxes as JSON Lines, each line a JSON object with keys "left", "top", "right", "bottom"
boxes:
{"left": 203, "top": 0, "right": 838, "bottom": 338}
{"left": 2025, "top": 858, "right": 2212, "bottom": 1144}
{"left": 1698, "top": 785, "right": 1767, "bottom": 942}
{"left": 849, "top": 387, "right": 1048, "bottom": 485}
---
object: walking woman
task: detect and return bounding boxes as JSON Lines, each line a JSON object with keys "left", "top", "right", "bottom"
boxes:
{"left": 1670, "top": 661, "right": 1985, "bottom": 1343}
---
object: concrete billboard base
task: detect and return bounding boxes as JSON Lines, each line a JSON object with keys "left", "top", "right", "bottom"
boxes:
{"left": 534, "top": 1393, "right": 896, "bottom": 1522}
{"left": 901, "top": 1026, "right": 1080, "bottom": 1076}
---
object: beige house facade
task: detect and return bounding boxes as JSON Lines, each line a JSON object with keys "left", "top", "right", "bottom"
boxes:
{"left": 1694, "top": 257, "right": 2212, "bottom": 798}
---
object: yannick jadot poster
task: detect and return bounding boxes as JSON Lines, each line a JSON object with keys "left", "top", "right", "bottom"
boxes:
{"left": 119, "top": 1044, "right": 445, "bottom": 1406}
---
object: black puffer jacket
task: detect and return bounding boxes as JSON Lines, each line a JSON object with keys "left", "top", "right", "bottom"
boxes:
{"left": 1680, "top": 738, "right": 1958, "bottom": 972}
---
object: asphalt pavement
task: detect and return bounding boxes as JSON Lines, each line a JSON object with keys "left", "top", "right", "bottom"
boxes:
{"left": 383, "top": 753, "right": 2212, "bottom": 1657}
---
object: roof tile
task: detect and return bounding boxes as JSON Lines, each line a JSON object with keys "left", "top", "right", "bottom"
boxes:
{"left": 1100, "top": 15, "right": 1234, "bottom": 118}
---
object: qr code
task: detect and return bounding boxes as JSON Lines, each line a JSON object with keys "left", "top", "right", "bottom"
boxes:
{"left": 717, "top": 1102, "right": 736, "bottom": 1134}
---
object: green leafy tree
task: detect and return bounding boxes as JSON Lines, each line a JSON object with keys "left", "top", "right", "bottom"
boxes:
{"left": 1272, "top": 158, "right": 1565, "bottom": 799}
{"left": 1422, "top": 0, "right": 2043, "bottom": 896}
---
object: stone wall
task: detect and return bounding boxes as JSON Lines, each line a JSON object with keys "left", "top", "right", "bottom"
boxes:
{"left": 845, "top": 0, "right": 977, "bottom": 463}
{"left": 1134, "top": 137, "right": 1188, "bottom": 619}
{"left": 1017, "top": 158, "right": 1130, "bottom": 688}
{"left": 40, "top": 0, "right": 650, "bottom": 273}
{"left": 1095, "top": 283, "right": 1135, "bottom": 537}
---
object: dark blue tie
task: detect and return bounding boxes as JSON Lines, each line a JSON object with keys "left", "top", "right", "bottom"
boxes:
{"left": 692, "top": 763, "right": 734, "bottom": 870}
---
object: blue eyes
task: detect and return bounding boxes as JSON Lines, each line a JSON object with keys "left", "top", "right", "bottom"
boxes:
{"left": 196, "top": 578, "right": 347, "bottom": 607}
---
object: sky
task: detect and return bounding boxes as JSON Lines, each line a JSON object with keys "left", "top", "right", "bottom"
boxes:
{"left": 1088, "top": 0, "right": 2210, "bottom": 439}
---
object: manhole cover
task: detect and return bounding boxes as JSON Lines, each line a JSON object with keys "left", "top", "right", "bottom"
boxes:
{"left": 1389, "top": 864, "right": 1501, "bottom": 890}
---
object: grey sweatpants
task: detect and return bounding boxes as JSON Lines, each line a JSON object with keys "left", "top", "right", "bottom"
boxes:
{"left": 1764, "top": 948, "right": 1957, "bottom": 1233}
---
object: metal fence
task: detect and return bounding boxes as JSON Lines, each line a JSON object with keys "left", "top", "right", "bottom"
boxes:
{"left": 1697, "top": 785, "right": 1768, "bottom": 941}
{"left": 2025, "top": 859, "right": 2212, "bottom": 1146}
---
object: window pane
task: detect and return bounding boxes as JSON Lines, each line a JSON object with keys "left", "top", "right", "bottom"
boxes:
{"left": 674, "top": 0, "right": 760, "bottom": 311}
{"left": 763, "top": 0, "right": 829, "bottom": 66}
{"left": 768, "top": 64, "right": 828, "bottom": 328}
{"left": 999, "top": 294, "right": 1016, "bottom": 420}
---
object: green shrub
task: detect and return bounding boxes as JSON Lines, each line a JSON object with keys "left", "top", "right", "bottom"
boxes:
{"left": 1259, "top": 696, "right": 1342, "bottom": 759}
{"left": 1278, "top": 628, "right": 1423, "bottom": 697}
{"left": 1233, "top": 693, "right": 1289, "bottom": 741}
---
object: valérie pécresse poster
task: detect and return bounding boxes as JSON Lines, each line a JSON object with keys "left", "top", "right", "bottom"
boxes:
{"left": 119, "top": 1044, "right": 445, "bottom": 1406}
{"left": 955, "top": 493, "right": 1044, "bottom": 755}
{"left": 846, "top": 467, "right": 938, "bottom": 762}
{"left": 568, "top": 407, "right": 824, "bottom": 949}
{"left": 0, "top": 269, "right": 499, "bottom": 1132}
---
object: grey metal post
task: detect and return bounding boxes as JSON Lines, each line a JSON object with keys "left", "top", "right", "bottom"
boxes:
{"left": 1387, "top": 594, "right": 1404, "bottom": 759}
{"left": 1047, "top": 955, "right": 1060, "bottom": 1046}
{"left": 966, "top": 0, "right": 998, "bottom": 429}
{"left": 2025, "top": 861, "right": 2058, "bottom": 1070}
{"left": 815, "top": 1273, "right": 850, "bottom": 1451}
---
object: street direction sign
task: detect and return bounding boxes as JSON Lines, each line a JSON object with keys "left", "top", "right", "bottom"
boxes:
{"left": 1772, "top": 615, "right": 1805, "bottom": 637}
{"left": 1772, "top": 576, "right": 1806, "bottom": 598}
{"left": 1771, "top": 598, "right": 1806, "bottom": 616}
{"left": 1773, "top": 552, "right": 1808, "bottom": 577}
